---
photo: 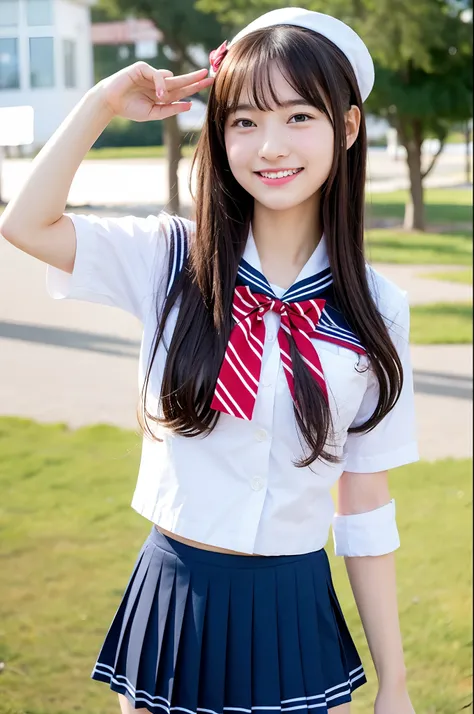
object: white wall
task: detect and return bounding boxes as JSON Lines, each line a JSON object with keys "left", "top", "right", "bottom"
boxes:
{"left": 0, "top": 0, "right": 95, "bottom": 152}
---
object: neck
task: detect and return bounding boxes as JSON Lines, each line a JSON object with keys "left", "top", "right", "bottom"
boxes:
{"left": 251, "top": 196, "right": 323, "bottom": 289}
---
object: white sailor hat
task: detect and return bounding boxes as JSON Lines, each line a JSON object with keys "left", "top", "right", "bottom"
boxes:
{"left": 209, "top": 7, "right": 375, "bottom": 102}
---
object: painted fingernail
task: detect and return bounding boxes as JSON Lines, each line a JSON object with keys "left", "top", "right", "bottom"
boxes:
{"left": 157, "top": 88, "right": 164, "bottom": 98}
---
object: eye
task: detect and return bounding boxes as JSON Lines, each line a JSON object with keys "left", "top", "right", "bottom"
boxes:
{"left": 231, "top": 118, "right": 255, "bottom": 128}
{"left": 289, "top": 113, "right": 312, "bottom": 123}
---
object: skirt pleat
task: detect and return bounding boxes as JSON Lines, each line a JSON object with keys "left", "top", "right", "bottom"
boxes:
{"left": 326, "top": 576, "right": 367, "bottom": 692}
{"left": 92, "top": 541, "right": 151, "bottom": 690}
{"left": 114, "top": 544, "right": 155, "bottom": 668}
{"left": 154, "top": 555, "right": 181, "bottom": 698}
{"left": 126, "top": 556, "right": 163, "bottom": 697}
{"left": 91, "top": 526, "right": 367, "bottom": 713}
{"left": 275, "top": 565, "right": 307, "bottom": 701}
{"left": 311, "top": 566, "right": 352, "bottom": 707}
{"left": 197, "top": 568, "right": 230, "bottom": 711}
{"left": 134, "top": 571, "right": 161, "bottom": 698}
{"left": 252, "top": 567, "right": 281, "bottom": 706}
{"left": 294, "top": 559, "right": 327, "bottom": 702}
{"left": 172, "top": 566, "right": 209, "bottom": 708}
{"left": 224, "top": 568, "right": 254, "bottom": 708}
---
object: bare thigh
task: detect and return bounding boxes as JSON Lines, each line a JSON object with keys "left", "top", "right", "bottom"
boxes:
{"left": 117, "top": 694, "right": 350, "bottom": 714}
{"left": 118, "top": 693, "right": 150, "bottom": 713}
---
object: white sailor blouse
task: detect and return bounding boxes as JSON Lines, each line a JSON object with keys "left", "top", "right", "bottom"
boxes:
{"left": 46, "top": 212, "right": 419, "bottom": 556}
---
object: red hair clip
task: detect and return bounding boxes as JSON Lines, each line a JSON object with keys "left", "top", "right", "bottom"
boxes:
{"left": 209, "top": 40, "right": 229, "bottom": 73}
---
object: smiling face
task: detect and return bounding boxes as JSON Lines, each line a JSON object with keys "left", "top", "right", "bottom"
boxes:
{"left": 224, "top": 63, "right": 335, "bottom": 213}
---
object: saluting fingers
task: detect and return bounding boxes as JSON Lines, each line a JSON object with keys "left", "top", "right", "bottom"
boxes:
{"left": 132, "top": 63, "right": 173, "bottom": 97}
{"left": 153, "top": 68, "right": 174, "bottom": 100}
{"left": 149, "top": 101, "right": 193, "bottom": 121}
{"left": 165, "top": 68, "right": 211, "bottom": 92}
{"left": 164, "top": 76, "right": 215, "bottom": 105}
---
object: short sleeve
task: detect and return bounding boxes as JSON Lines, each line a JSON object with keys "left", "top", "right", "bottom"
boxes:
{"left": 45, "top": 212, "right": 171, "bottom": 322}
{"left": 342, "top": 293, "right": 420, "bottom": 472}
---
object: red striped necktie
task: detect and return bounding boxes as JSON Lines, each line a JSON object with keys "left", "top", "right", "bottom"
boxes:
{"left": 210, "top": 285, "right": 328, "bottom": 420}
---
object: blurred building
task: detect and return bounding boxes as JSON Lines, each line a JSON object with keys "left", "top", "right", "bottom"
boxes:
{"left": 366, "top": 115, "right": 390, "bottom": 143}
{"left": 91, "top": 19, "right": 208, "bottom": 135}
{"left": 91, "top": 17, "right": 162, "bottom": 61}
{"left": 0, "top": 0, "right": 95, "bottom": 153}
{"left": 1, "top": 5, "right": 393, "bottom": 152}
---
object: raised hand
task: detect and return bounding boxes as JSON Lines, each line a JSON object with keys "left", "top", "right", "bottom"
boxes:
{"left": 97, "top": 62, "right": 214, "bottom": 122}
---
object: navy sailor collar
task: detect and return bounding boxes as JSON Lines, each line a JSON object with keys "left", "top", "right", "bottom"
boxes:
{"left": 237, "top": 224, "right": 365, "bottom": 354}
{"left": 164, "top": 215, "right": 365, "bottom": 355}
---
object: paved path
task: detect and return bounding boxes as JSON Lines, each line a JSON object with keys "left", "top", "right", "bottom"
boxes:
{"left": 1, "top": 148, "right": 471, "bottom": 207}
{"left": 372, "top": 263, "right": 472, "bottom": 305}
{"left": 0, "top": 237, "right": 471, "bottom": 460}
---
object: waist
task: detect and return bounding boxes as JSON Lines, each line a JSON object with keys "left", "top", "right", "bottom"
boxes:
{"left": 155, "top": 525, "right": 263, "bottom": 556}
{"left": 150, "top": 525, "right": 327, "bottom": 569}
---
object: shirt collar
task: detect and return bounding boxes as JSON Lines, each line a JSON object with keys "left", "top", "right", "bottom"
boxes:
{"left": 242, "top": 223, "right": 330, "bottom": 295}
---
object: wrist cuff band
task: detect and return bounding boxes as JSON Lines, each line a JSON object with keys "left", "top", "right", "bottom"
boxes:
{"left": 332, "top": 498, "right": 400, "bottom": 557}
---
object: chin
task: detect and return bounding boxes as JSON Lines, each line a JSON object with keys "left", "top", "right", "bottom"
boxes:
{"left": 257, "top": 196, "right": 310, "bottom": 212}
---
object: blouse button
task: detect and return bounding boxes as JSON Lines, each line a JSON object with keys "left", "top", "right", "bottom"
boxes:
{"left": 255, "top": 428, "right": 267, "bottom": 442}
{"left": 251, "top": 477, "right": 264, "bottom": 491}
{"left": 267, "top": 332, "right": 276, "bottom": 342}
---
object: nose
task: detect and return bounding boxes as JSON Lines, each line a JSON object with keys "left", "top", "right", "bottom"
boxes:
{"left": 257, "top": 132, "right": 290, "bottom": 162}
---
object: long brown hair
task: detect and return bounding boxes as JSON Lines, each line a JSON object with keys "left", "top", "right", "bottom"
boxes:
{"left": 137, "top": 25, "right": 404, "bottom": 468}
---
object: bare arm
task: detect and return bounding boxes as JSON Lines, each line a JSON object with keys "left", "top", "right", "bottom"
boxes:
{"left": 0, "top": 86, "right": 114, "bottom": 271}
{"left": 0, "top": 86, "right": 114, "bottom": 238}
{"left": 337, "top": 470, "right": 408, "bottom": 690}
{"left": 0, "top": 63, "right": 213, "bottom": 273}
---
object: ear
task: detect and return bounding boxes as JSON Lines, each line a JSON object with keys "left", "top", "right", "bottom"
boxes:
{"left": 345, "top": 105, "right": 361, "bottom": 150}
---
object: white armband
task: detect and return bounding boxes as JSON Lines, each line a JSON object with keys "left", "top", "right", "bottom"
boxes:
{"left": 332, "top": 498, "right": 400, "bottom": 557}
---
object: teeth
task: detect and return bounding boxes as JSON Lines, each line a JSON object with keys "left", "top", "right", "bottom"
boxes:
{"left": 260, "top": 169, "right": 301, "bottom": 179}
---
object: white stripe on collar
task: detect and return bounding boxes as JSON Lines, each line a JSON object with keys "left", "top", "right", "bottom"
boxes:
{"left": 242, "top": 224, "right": 330, "bottom": 293}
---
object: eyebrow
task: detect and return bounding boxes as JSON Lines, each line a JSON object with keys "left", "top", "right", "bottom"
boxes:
{"left": 231, "top": 99, "right": 314, "bottom": 112}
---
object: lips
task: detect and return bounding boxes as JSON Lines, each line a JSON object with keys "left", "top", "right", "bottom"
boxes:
{"left": 255, "top": 168, "right": 304, "bottom": 178}
{"left": 254, "top": 167, "right": 305, "bottom": 187}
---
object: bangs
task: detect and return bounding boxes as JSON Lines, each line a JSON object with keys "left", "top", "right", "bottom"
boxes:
{"left": 214, "top": 27, "right": 333, "bottom": 124}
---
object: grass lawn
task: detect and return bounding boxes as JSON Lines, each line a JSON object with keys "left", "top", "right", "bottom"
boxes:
{"left": 365, "top": 228, "right": 472, "bottom": 265}
{"left": 419, "top": 268, "right": 473, "bottom": 285}
{"left": 410, "top": 302, "right": 473, "bottom": 344}
{"left": 445, "top": 130, "right": 472, "bottom": 144}
{"left": 366, "top": 188, "right": 473, "bottom": 226}
{"left": 84, "top": 144, "right": 196, "bottom": 160}
{"left": 0, "top": 418, "right": 472, "bottom": 714}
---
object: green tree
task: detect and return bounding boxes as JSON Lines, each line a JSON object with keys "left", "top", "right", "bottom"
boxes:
{"left": 197, "top": 0, "right": 473, "bottom": 230}
{"left": 94, "top": 0, "right": 226, "bottom": 213}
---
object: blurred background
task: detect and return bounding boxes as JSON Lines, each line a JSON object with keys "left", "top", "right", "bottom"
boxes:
{"left": 0, "top": 1, "right": 472, "bottom": 712}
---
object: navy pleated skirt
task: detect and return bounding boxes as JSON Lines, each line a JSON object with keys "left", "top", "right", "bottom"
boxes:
{"left": 91, "top": 525, "right": 367, "bottom": 712}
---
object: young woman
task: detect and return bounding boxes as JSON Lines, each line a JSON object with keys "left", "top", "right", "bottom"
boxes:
{"left": 0, "top": 7, "right": 419, "bottom": 714}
